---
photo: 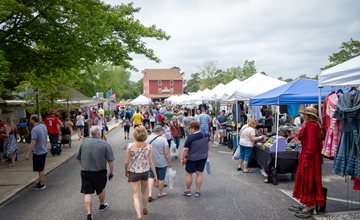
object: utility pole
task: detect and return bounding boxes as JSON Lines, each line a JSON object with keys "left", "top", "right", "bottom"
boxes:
{"left": 34, "top": 88, "right": 40, "bottom": 120}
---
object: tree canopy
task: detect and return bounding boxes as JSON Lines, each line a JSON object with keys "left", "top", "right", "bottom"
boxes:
{"left": 0, "top": 0, "right": 169, "bottom": 106}
{"left": 321, "top": 38, "right": 360, "bottom": 70}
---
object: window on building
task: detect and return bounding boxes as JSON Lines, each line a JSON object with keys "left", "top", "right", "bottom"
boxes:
{"left": 158, "top": 80, "right": 162, "bottom": 86}
{"left": 170, "top": 88, "right": 174, "bottom": 93}
{"left": 170, "top": 80, "right": 174, "bottom": 86}
{"left": 158, "top": 88, "right": 162, "bottom": 93}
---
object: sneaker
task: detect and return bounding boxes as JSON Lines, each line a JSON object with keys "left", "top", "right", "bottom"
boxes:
{"left": 87, "top": 214, "right": 93, "bottom": 220}
{"left": 99, "top": 203, "right": 110, "bottom": 211}
{"left": 194, "top": 192, "right": 201, "bottom": 197}
{"left": 182, "top": 191, "right": 191, "bottom": 197}
{"left": 33, "top": 183, "right": 46, "bottom": 190}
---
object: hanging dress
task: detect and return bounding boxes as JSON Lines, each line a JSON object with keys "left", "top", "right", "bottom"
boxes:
{"left": 322, "top": 93, "right": 341, "bottom": 158}
{"left": 333, "top": 91, "right": 360, "bottom": 179}
{"left": 293, "top": 120, "right": 325, "bottom": 207}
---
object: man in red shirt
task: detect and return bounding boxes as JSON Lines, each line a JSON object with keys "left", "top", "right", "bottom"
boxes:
{"left": 44, "top": 110, "right": 62, "bottom": 144}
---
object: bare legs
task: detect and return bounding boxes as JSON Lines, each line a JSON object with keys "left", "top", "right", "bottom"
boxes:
{"left": 83, "top": 190, "right": 107, "bottom": 216}
{"left": 238, "top": 160, "right": 250, "bottom": 172}
{"left": 185, "top": 171, "right": 204, "bottom": 193}
{"left": 131, "top": 180, "right": 149, "bottom": 219}
{"left": 38, "top": 171, "right": 45, "bottom": 185}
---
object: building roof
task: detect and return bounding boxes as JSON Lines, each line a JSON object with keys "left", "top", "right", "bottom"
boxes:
{"left": 147, "top": 93, "right": 182, "bottom": 98}
{"left": 143, "top": 68, "right": 183, "bottom": 80}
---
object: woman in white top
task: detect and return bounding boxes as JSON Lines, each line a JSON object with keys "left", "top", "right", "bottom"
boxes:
{"left": 237, "top": 118, "right": 266, "bottom": 173}
{"left": 76, "top": 112, "right": 85, "bottom": 139}
{"left": 125, "top": 126, "right": 157, "bottom": 220}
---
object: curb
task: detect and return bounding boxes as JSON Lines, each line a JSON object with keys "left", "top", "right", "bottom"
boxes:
{"left": 313, "top": 210, "right": 360, "bottom": 220}
{"left": 0, "top": 123, "right": 119, "bottom": 207}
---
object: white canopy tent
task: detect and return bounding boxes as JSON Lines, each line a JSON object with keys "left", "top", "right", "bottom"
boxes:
{"left": 317, "top": 55, "right": 360, "bottom": 119}
{"left": 209, "top": 83, "right": 226, "bottom": 101}
{"left": 223, "top": 79, "right": 243, "bottom": 101}
{"left": 130, "top": 95, "right": 152, "bottom": 106}
{"left": 318, "top": 55, "right": 360, "bottom": 87}
{"left": 226, "top": 72, "right": 286, "bottom": 102}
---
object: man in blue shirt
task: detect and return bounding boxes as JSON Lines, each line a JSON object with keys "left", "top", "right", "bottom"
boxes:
{"left": 197, "top": 111, "right": 211, "bottom": 135}
{"left": 25, "top": 115, "right": 48, "bottom": 190}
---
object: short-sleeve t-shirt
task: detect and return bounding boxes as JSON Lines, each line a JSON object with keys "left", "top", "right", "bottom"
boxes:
{"left": 31, "top": 123, "right": 48, "bottom": 155}
{"left": 44, "top": 115, "right": 61, "bottom": 134}
{"left": 133, "top": 113, "right": 143, "bottom": 125}
{"left": 146, "top": 134, "right": 168, "bottom": 168}
{"left": 217, "top": 114, "right": 227, "bottom": 129}
{"left": 76, "top": 138, "right": 114, "bottom": 171}
{"left": 239, "top": 124, "right": 256, "bottom": 147}
{"left": 184, "top": 132, "right": 209, "bottom": 161}
{"left": 198, "top": 113, "right": 211, "bottom": 132}
{"left": 183, "top": 116, "right": 194, "bottom": 127}
{"left": 76, "top": 115, "right": 85, "bottom": 126}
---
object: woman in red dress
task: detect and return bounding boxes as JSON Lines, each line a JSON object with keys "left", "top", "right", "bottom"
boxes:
{"left": 291, "top": 107, "right": 325, "bottom": 218}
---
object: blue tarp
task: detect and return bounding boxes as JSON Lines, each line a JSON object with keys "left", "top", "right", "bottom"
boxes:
{"left": 250, "top": 78, "right": 331, "bottom": 106}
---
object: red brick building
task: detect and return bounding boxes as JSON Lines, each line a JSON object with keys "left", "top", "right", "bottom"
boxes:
{"left": 143, "top": 68, "right": 183, "bottom": 99}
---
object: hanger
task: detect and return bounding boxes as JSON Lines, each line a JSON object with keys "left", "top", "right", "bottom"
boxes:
{"left": 336, "top": 89, "right": 344, "bottom": 94}
{"left": 349, "top": 87, "right": 357, "bottom": 92}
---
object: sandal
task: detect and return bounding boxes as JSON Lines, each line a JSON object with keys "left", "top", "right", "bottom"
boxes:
{"left": 288, "top": 205, "right": 303, "bottom": 212}
{"left": 243, "top": 170, "right": 253, "bottom": 173}
{"left": 143, "top": 208, "right": 148, "bottom": 215}
{"left": 295, "top": 209, "right": 313, "bottom": 219}
{"left": 148, "top": 197, "right": 153, "bottom": 202}
{"left": 237, "top": 167, "right": 242, "bottom": 171}
{"left": 157, "top": 193, "right": 167, "bottom": 198}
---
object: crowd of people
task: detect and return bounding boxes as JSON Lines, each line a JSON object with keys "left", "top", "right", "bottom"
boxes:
{"left": 1, "top": 102, "right": 328, "bottom": 220}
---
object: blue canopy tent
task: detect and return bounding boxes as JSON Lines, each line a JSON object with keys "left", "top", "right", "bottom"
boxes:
{"left": 249, "top": 78, "right": 332, "bottom": 170}
{"left": 250, "top": 78, "right": 331, "bottom": 106}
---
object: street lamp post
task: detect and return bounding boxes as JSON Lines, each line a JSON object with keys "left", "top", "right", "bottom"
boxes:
{"left": 34, "top": 88, "right": 40, "bottom": 118}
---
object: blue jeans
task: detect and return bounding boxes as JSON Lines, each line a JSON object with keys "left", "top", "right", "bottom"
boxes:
{"left": 173, "top": 137, "right": 180, "bottom": 149}
{"left": 239, "top": 145, "right": 253, "bottom": 162}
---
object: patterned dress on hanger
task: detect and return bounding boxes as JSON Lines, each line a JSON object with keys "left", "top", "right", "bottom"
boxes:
{"left": 322, "top": 93, "right": 341, "bottom": 158}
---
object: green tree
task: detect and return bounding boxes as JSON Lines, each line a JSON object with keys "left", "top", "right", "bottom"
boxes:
{"left": 0, "top": 0, "right": 169, "bottom": 103}
{"left": 321, "top": 38, "right": 360, "bottom": 70}
{"left": 184, "top": 73, "right": 200, "bottom": 93}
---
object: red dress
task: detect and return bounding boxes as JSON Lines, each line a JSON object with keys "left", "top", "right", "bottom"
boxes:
{"left": 293, "top": 120, "right": 325, "bottom": 207}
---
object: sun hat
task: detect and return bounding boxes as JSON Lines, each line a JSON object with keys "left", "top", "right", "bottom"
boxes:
{"left": 152, "top": 125, "right": 164, "bottom": 132}
{"left": 299, "top": 106, "right": 319, "bottom": 121}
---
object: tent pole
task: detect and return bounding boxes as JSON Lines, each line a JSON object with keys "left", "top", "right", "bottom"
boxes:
{"left": 318, "top": 87, "right": 322, "bottom": 122}
{"left": 275, "top": 105, "right": 280, "bottom": 169}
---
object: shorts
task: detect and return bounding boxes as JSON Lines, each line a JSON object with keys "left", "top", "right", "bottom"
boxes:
{"left": 81, "top": 170, "right": 107, "bottom": 195}
{"left": 124, "top": 125, "right": 130, "bottom": 133}
{"left": 239, "top": 145, "right": 253, "bottom": 162}
{"left": 33, "top": 153, "right": 47, "bottom": 172}
{"left": 128, "top": 171, "right": 149, "bottom": 182}
{"left": 0, "top": 141, "right": 4, "bottom": 153}
{"left": 76, "top": 125, "right": 84, "bottom": 129}
{"left": 134, "top": 124, "right": 141, "bottom": 128}
{"left": 49, "top": 133, "right": 59, "bottom": 144}
{"left": 149, "top": 167, "right": 167, "bottom": 181}
{"left": 185, "top": 158, "right": 207, "bottom": 173}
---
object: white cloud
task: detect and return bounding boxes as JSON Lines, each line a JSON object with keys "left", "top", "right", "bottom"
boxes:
{"left": 105, "top": 0, "right": 360, "bottom": 81}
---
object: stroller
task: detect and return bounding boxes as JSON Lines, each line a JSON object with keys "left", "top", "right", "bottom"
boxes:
{"left": 60, "top": 126, "right": 72, "bottom": 148}
{"left": 143, "top": 118, "right": 151, "bottom": 134}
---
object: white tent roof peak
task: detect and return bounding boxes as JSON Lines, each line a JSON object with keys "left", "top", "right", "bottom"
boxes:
{"left": 318, "top": 55, "right": 360, "bottom": 87}
{"left": 130, "top": 95, "right": 151, "bottom": 105}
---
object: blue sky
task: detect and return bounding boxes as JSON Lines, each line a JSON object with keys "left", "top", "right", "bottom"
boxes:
{"left": 105, "top": 0, "right": 360, "bottom": 82}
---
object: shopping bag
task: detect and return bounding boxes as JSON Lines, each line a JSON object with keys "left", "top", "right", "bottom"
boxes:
{"left": 232, "top": 146, "right": 240, "bottom": 160}
{"left": 206, "top": 159, "right": 211, "bottom": 175}
{"left": 165, "top": 168, "right": 176, "bottom": 190}
{"left": 170, "top": 141, "right": 178, "bottom": 158}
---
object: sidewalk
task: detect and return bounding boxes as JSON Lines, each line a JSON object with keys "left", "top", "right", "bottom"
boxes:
{"left": 0, "top": 119, "right": 119, "bottom": 206}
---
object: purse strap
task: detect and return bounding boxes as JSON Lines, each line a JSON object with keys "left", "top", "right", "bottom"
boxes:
{"left": 127, "top": 144, "right": 147, "bottom": 172}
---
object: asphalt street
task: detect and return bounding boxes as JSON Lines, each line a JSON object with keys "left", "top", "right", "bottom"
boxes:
{"left": 0, "top": 126, "right": 359, "bottom": 220}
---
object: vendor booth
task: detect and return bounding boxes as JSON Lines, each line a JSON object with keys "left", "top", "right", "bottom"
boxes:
{"left": 130, "top": 95, "right": 152, "bottom": 106}
{"left": 248, "top": 78, "right": 331, "bottom": 184}
{"left": 318, "top": 55, "right": 360, "bottom": 205}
